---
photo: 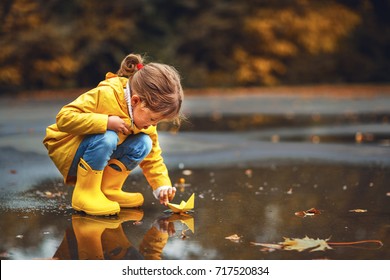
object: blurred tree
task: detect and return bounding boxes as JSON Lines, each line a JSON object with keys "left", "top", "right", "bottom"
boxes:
{"left": 235, "top": 0, "right": 361, "bottom": 85}
{"left": 336, "top": 0, "right": 390, "bottom": 83}
{"left": 0, "top": 0, "right": 78, "bottom": 90}
{"left": 0, "top": 0, "right": 388, "bottom": 92}
{"left": 132, "top": 0, "right": 248, "bottom": 87}
{"left": 66, "top": 0, "right": 140, "bottom": 86}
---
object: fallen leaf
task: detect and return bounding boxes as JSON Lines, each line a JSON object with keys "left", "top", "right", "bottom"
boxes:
{"left": 311, "top": 135, "right": 320, "bottom": 144}
{"left": 251, "top": 236, "right": 331, "bottom": 252}
{"left": 178, "top": 178, "right": 185, "bottom": 184}
{"left": 182, "top": 170, "right": 192, "bottom": 176}
{"left": 271, "top": 134, "right": 280, "bottom": 143}
{"left": 245, "top": 169, "right": 252, "bottom": 178}
{"left": 295, "top": 207, "right": 321, "bottom": 217}
{"left": 174, "top": 177, "right": 191, "bottom": 193}
{"left": 282, "top": 236, "right": 332, "bottom": 252}
{"left": 35, "top": 190, "right": 67, "bottom": 199}
{"left": 225, "top": 234, "right": 241, "bottom": 242}
{"left": 251, "top": 236, "right": 383, "bottom": 252}
{"left": 349, "top": 209, "right": 367, "bottom": 213}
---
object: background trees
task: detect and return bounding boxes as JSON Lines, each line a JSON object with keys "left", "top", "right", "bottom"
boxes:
{"left": 0, "top": 0, "right": 389, "bottom": 92}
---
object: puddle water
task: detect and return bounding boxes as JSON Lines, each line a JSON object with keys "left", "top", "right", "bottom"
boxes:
{"left": 1, "top": 161, "right": 389, "bottom": 260}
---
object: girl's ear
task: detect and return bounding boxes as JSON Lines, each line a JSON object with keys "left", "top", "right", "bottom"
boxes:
{"left": 131, "top": 95, "right": 141, "bottom": 107}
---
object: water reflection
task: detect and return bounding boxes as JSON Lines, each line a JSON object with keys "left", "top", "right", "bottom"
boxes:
{"left": 53, "top": 210, "right": 195, "bottom": 260}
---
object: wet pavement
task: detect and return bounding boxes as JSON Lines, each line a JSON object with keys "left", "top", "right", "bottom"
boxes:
{"left": 0, "top": 85, "right": 390, "bottom": 259}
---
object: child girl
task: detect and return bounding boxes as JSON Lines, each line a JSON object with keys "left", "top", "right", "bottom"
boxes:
{"left": 43, "top": 54, "right": 184, "bottom": 216}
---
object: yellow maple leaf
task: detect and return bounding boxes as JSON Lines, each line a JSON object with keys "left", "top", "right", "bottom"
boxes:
{"left": 251, "top": 236, "right": 383, "bottom": 252}
{"left": 251, "top": 236, "right": 332, "bottom": 252}
{"left": 281, "top": 236, "right": 332, "bottom": 252}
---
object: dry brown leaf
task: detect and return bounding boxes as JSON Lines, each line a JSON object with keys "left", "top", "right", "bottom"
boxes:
{"left": 173, "top": 177, "right": 191, "bottom": 191}
{"left": 349, "top": 209, "right": 367, "bottom": 213}
{"left": 295, "top": 207, "right": 321, "bottom": 217}
{"left": 225, "top": 234, "right": 241, "bottom": 242}
{"left": 182, "top": 170, "right": 192, "bottom": 176}
{"left": 245, "top": 169, "right": 253, "bottom": 178}
{"left": 178, "top": 178, "right": 186, "bottom": 184}
{"left": 35, "top": 190, "right": 67, "bottom": 198}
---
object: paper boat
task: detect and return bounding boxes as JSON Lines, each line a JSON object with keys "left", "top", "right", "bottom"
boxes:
{"left": 167, "top": 193, "right": 195, "bottom": 213}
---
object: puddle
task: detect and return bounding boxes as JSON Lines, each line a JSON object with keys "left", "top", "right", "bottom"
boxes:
{"left": 272, "top": 132, "right": 390, "bottom": 145}
{"left": 169, "top": 113, "right": 390, "bottom": 132}
{"left": 1, "top": 161, "right": 389, "bottom": 260}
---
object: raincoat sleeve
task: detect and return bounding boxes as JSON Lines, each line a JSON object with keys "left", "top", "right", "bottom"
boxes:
{"left": 139, "top": 129, "right": 172, "bottom": 190}
{"left": 56, "top": 89, "right": 108, "bottom": 135}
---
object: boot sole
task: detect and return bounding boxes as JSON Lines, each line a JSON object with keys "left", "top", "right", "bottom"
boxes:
{"left": 72, "top": 205, "right": 120, "bottom": 216}
{"left": 119, "top": 202, "right": 143, "bottom": 208}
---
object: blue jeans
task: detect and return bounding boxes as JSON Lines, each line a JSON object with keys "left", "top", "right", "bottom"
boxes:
{"left": 69, "top": 131, "right": 152, "bottom": 176}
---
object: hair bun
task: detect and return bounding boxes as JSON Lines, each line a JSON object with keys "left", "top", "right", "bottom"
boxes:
{"left": 117, "top": 54, "right": 143, "bottom": 78}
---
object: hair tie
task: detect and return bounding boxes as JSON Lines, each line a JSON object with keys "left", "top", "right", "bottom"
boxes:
{"left": 136, "top": 63, "right": 144, "bottom": 70}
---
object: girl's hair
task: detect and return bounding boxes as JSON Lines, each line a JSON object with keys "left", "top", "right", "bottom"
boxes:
{"left": 117, "top": 54, "right": 184, "bottom": 127}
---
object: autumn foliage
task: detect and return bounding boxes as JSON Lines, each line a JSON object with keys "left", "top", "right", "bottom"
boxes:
{"left": 0, "top": 0, "right": 389, "bottom": 92}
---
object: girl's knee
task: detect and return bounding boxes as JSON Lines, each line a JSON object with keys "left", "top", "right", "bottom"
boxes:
{"left": 98, "top": 130, "right": 119, "bottom": 151}
{"left": 136, "top": 133, "right": 152, "bottom": 157}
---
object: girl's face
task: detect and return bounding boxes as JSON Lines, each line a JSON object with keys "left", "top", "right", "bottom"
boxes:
{"left": 131, "top": 95, "right": 164, "bottom": 130}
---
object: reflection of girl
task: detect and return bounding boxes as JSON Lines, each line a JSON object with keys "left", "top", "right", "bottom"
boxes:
{"left": 139, "top": 217, "right": 174, "bottom": 260}
{"left": 53, "top": 211, "right": 172, "bottom": 260}
{"left": 43, "top": 54, "right": 184, "bottom": 215}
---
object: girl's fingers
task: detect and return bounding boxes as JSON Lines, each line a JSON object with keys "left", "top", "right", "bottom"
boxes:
{"left": 122, "top": 126, "right": 129, "bottom": 134}
{"left": 168, "top": 187, "right": 176, "bottom": 201}
{"left": 160, "top": 190, "right": 169, "bottom": 205}
{"left": 160, "top": 187, "right": 176, "bottom": 205}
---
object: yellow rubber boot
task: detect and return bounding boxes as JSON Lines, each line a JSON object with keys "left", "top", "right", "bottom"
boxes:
{"left": 101, "top": 159, "right": 144, "bottom": 208}
{"left": 72, "top": 158, "right": 120, "bottom": 216}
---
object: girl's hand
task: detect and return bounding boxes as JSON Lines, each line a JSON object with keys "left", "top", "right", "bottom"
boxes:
{"left": 159, "top": 187, "right": 176, "bottom": 206}
{"left": 107, "top": 116, "right": 129, "bottom": 134}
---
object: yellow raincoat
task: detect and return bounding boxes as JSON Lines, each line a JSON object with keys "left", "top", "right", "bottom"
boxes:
{"left": 43, "top": 73, "right": 171, "bottom": 191}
